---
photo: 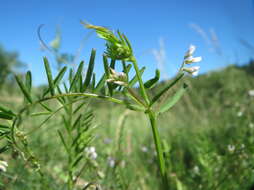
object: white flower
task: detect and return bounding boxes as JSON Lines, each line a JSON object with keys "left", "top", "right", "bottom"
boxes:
{"left": 182, "top": 66, "right": 200, "bottom": 76}
{"left": 0, "top": 160, "right": 8, "bottom": 172}
{"left": 237, "top": 111, "right": 243, "bottom": 117}
{"left": 184, "top": 56, "right": 202, "bottom": 64}
{"left": 141, "top": 146, "right": 148, "bottom": 153}
{"left": 184, "top": 44, "right": 196, "bottom": 58}
{"left": 106, "top": 68, "right": 127, "bottom": 86}
{"left": 248, "top": 90, "right": 254, "bottom": 97}
{"left": 193, "top": 165, "right": 200, "bottom": 174}
{"left": 249, "top": 123, "right": 254, "bottom": 129}
{"left": 227, "top": 144, "right": 235, "bottom": 153}
{"left": 85, "top": 146, "right": 97, "bottom": 160}
{"left": 107, "top": 157, "right": 115, "bottom": 168}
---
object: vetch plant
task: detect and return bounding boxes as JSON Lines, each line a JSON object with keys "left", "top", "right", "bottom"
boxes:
{"left": 0, "top": 22, "right": 202, "bottom": 189}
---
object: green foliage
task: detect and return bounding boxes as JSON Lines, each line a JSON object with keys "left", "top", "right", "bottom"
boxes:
{"left": 2, "top": 22, "right": 253, "bottom": 190}
{"left": 0, "top": 45, "right": 25, "bottom": 88}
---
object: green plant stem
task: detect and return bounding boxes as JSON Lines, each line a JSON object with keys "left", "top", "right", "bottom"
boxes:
{"left": 67, "top": 103, "right": 74, "bottom": 190}
{"left": 147, "top": 110, "right": 169, "bottom": 189}
{"left": 131, "top": 57, "right": 150, "bottom": 106}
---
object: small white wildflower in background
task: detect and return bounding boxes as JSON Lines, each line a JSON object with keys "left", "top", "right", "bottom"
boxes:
{"left": 249, "top": 123, "right": 254, "bottom": 129}
{"left": 0, "top": 160, "right": 8, "bottom": 172}
{"left": 85, "top": 146, "right": 97, "bottom": 160}
{"left": 237, "top": 111, "right": 243, "bottom": 117}
{"left": 227, "top": 144, "right": 235, "bottom": 153}
{"left": 193, "top": 165, "right": 200, "bottom": 175}
{"left": 141, "top": 146, "right": 148, "bottom": 153}
{"left": 241, "top": 144, "right": 245, "bottom": 149}
{"left": 248, "top": 90, "right": 254, "bottom": 97}
{"left": 107, "top": 157, "right": 115, "bottom": 168}
{"left": 182, "top": 66, "right": 200, "bottom": 77}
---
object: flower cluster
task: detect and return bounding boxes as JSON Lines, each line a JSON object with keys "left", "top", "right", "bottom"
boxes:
{"left": 106, "top": 68, "right": 127, "bottom": 86}
{"left": 84, "top": 146, "right": 97, "bottom": 160}
{"left": 182, "top": 45, "right": 202, "bottom": 76}
{"left": 83, "top": 22, "right": 133, "bottom": 61}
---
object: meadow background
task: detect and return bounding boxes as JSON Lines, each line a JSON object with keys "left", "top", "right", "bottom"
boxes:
{"left": 0, "top": 0, "right": 254, "bottom": 189}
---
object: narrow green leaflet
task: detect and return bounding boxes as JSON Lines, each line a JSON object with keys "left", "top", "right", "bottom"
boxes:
{"left": 0, "top": 112, "right": 13, "bottom": 120}
{"left": 158, "top": 83, "right": 188, "bottom": 114}
{"left": 15, "top": 75, "right": 33, "bottom": 103}
{"left": 144, "top": 69, "right": 160, "bottom": 89}
{"left": 25, "top": 71, "right": 32, "bottom": 93}
{"left": 57, "top": 130, "right": 70, "bottom": 154}
{"left": 43, "top": 66, "right": 67, "bottom": 97}
{"left": 0, "top": 105, "right": 15, "bottom": 116}
{"left": 43, "top": 57, "right": 55, "bottom": 96}
{"left": 69, "top": 61, "right": 84, "bottom": 92}
{"left": 94, "top": 74, "right": 106, "bottom": 93}
{"left": 103, "top": 55, "right": 109, "bottom": 78}
{"left": 82, "top": 49, "right": 96, "bottom": 92}
{"left": 151, "top": 73, "right": 184, "bottom": 106}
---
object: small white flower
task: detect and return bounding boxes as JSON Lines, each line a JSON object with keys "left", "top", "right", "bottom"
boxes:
{"left": 248, "top": 90, "right": 254, "bottom": 97}
{"left": 0, "top": 160, "right": 8, "bottom": 172}
{"left": 227, "top": 144, "right": 235, "bottom": 153}
{"left": 184, "top": 44, "right": 196, "bottom": 58}
{"left": 237, "top": 111, "right": 243, "bottom": 117}
{"left": 85, "top": 146, "right": 97, "bottom": 160}
{"left": 106, "top": 68, "right": 127, "bottom": 86}
{"left": 184, "top": 56, "right": 202, "bottom": 64}
{"left": 141, "top": 146, "right": 148, "bottom": 153}
{"left": 193, "top": 165, "right": 200, "bottom": 174}
{"left": 249, "top": 123, "right": 254, "bottom": 129}
{"left": 182, "top": 66, "right": 200, "bottom": 76}
{"left": 107, "top": 157, "right": 115, "bottom": 168}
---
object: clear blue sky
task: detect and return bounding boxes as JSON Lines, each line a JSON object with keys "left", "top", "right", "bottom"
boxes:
{"left": 0, "top": 0, "right": 254, "bottom": 85}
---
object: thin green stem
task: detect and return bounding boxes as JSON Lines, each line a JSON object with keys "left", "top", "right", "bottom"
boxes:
{"left": 147, "top": 110, "right": 169, "bottom": 189}
{"left": 131, "top": 57, "right": 150, "bottom": 105}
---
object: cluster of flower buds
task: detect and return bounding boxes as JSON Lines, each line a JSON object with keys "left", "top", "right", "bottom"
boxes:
{"left": 83, "top": 22, "right": 133, "bottom": 61}
{"left": 182, "top": 45, "right": 202, "bottom": 76}
{"left": 0, "top": 160, "right": 8, "bottom": 172}
{"left": 84, "top": 146, "right": 97, "bottom": 160}
{"left": 106, "top": 68, "right": 128, "bottom": 86}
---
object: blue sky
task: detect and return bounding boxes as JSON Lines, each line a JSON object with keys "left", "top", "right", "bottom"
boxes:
{"left": 0, "top": 0, "right": 254, "bottom": 85}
